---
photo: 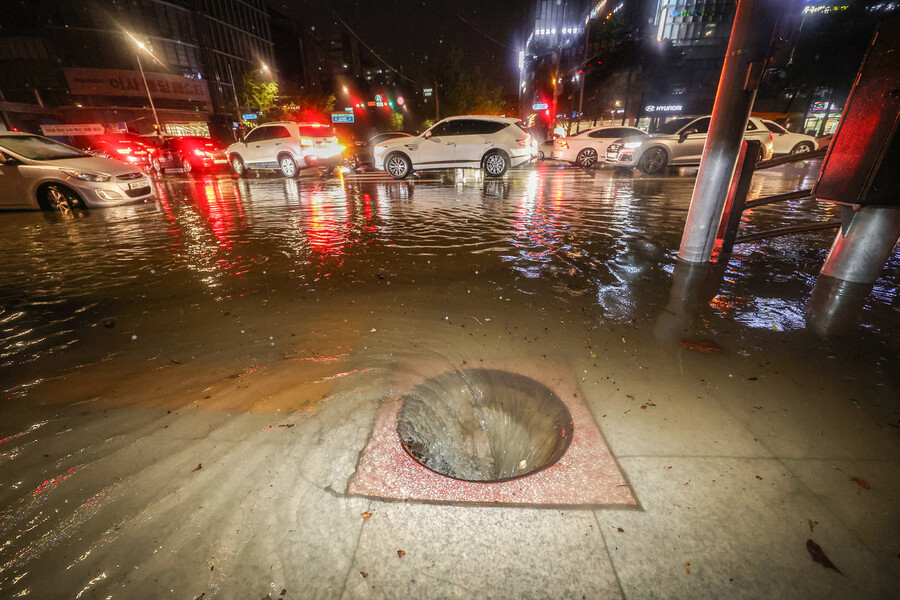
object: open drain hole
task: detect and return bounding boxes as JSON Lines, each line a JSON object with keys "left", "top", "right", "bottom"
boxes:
{"left": 397, "top": 369, "right": 574, "bottom": 482}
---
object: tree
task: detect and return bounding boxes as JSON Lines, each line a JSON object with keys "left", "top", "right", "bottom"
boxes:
{"left": 430, "top": 50, "right": 506, "bottom": 116}
{"left": 269, "top": 88, "right": 336, "bottom": 122}
{"left": 390, "top": 112, "right": 404, "bottom": 131}
{"left": 242, "top": 74, "right": 278, "bottom": 115}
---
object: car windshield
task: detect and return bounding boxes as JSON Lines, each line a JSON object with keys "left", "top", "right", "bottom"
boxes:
{"left": 656, "top": 118, "right": 695, "bottom": 135}
{"left": 0, "top": 135, "right": 89, "bottom": 160}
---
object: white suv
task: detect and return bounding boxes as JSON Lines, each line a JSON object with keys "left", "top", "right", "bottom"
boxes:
{"left": 226, "top": 122, "right": 344, "bottom": 178}
{"left": 605, "top": 115, "right": 774, "bottom": 174}
{"left": 372, "top": 116, "right": 537, "bottom": 179}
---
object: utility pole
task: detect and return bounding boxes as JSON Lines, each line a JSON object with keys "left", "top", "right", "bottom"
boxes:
{"left": 577, "top": 15, "right": 591, "bottom": 119}
{"left": 434, "top": 80, "right": 440, "bottom": 121}
{"left": 134, "top": 43, "right": 163, "bottom": 136}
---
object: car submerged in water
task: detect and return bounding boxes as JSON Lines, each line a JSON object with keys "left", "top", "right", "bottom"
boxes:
{"left": 0, "top": 132, "right": 153, "bottom": 212}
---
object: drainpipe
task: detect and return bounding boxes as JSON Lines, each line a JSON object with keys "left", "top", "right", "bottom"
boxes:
{"left": 678, "top": 0, "right": 789, "bottom": 264}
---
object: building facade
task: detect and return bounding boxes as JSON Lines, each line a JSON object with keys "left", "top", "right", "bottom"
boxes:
{"left": 0, "top": 0, "right": 274, "bottom": 139}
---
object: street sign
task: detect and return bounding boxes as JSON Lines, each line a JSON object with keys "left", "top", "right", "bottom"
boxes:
{"left": 242, "top": 113, "right": 258, "bottom": 120}
{"left": 344, "top": 106, "right": 353, "bottom": 112}
{"left": 331, "top": 112, "right": 355, "bottom": 123}
{"left": 423, "top": 87, "right": 433, "bottom": 97}
{"left": 532, "top": 102, "right": 549, "bottom": 110}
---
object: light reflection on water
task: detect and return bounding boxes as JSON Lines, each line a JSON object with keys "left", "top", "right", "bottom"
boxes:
{"left": 0, "top": 163, "right": 896, "bottom": 374}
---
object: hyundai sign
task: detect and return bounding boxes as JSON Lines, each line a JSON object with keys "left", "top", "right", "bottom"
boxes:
{"left": 331, "top": 112, "right": 355, "bottom": 123}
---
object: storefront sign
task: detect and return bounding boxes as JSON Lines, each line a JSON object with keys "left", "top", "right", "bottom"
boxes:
{"left": 644, "top": 104, "right": 683, "bottom": 114}
{"left": 41, "top": 123, "right": 105, "bottom": 136}
{"left": 63, "top": 68, "right": 211, "bottom": 104}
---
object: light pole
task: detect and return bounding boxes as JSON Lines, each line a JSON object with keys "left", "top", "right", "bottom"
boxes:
{"left": 133, "top": 40, "right": 163, "bottom": 136}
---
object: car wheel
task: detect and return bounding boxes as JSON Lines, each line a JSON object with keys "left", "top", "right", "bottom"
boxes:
{"left": 319, "top": 166, "right": 335, "bottom": 176}
{"left": 181, "top": 156, "right": 193, "bottom": 174}
{"left": 483, "top": 150, "right": 509, "bottom": 177}
{"left": 576, "top": 147, "right": 598, "bottom": 168}
{"left": 41, "top": 184, "right": 79, "bottom": 214}
{"left": 638, "top": 147, "right": 667, "bottom": 175}
{"left": 791, "top": 142, "right": 814, "bottom": 155}
{"left": 278, "top": 154, "right": 299, "bottom": 178}
{"left": 385, "top": 152, "right": 412, "bottom": 179}
{"left": 230, "top": 154, "right": 251, "bottom": 178}
{"left": 537, "top": 150, "right": 545, "bottom": 160}
{"left": 346, "top": 155, "right": 361, "bottom": 172}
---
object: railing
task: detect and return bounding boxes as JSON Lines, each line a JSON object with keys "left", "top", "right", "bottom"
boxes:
{"left": 716, "top": 142, "right": 838, "bottom": 254}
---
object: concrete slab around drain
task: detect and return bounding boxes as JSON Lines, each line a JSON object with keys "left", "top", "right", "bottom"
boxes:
{"left": 348, "top": 360, "right": 636, "bottom": 507}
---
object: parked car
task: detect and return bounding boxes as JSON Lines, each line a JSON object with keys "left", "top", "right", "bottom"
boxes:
{"left": 537, "top": 138, "right": 554, "bottom": 160}
{"left": 760, "top": 119, "right": 818, "bottom": 155}
{"left": 0, "top": 132, "right": 153, "bottom": 211}
{"left": 605, "top": 115, "right": 775, "bottom": 174}
{"left": 372, "top": 116, "right": 537, "bottom": 179}
{"left": 87, "top": 134, "right": 155, "bottom": 167}
{"left": 226, "top": 122, "right": 344, "bottom": 178}
{"left": 149, "top": 136, "right": 229, "bottom": 174}
{"left": 551, "top": 126, "right": 648, "bottom": 167}
{"left": 346, "top": 132, "right": 413, "bottom": 171}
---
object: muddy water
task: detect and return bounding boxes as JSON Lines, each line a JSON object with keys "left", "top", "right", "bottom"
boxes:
{"left": 0, "top": 164, "right": 897, "bottom": 597}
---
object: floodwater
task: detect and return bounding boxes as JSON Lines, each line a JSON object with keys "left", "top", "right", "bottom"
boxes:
{"left": 0, "top": 163, "right": 897, "bottom": 597}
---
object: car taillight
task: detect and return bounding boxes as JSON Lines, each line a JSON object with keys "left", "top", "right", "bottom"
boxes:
{"left": 769, "top": 133, "right": 774, "bottom": 141}
{"left": 558, "top": 140, "right": 568, "bottom": 149}
{"left": 517, "top": 136, "right": 529, "bottom": 147}
{"left": 300, "top": 137, "right": 313, "bottom": 147}
{"left": 194, "top": 149, "right": 208, "bottom": 156}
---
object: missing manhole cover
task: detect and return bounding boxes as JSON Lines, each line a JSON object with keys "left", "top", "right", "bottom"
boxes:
{"left": 397, "top": 369, "right": 573, "bottom": 482}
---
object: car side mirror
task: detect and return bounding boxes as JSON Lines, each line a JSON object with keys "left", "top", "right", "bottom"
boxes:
{"left": 679, "top": 129, "right": 696, "bottom": 142}
{"left": 423, "top": 131, "right": 432, "bottom": 139}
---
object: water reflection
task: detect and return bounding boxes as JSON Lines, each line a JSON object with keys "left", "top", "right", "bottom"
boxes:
{"left": 0, "top": 165, "right": 896, "bottom": 374}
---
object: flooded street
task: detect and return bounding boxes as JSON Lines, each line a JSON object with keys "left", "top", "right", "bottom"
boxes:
{"left": 1, "top": 163, "right": 898, "bottom": 598}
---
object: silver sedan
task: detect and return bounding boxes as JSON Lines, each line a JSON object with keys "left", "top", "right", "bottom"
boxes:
{"left": 0, "top": 132, "right": 153, "bottom": 212}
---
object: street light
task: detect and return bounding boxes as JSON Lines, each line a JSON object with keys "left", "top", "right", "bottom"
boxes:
{"left": 129, "top": 37, "right": 163, "bottom": 136}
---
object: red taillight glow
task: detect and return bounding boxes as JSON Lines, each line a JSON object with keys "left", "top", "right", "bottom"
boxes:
{"left": 769, "top": 133, "right": 774, "bottom": 142}
{"left": 194, "top": 149, "right": 208, "bottom": 156}
{"left": 517, "top": 135, "right": 530, "bottom": 147}
{"left": 116, "top": 148, "right": 132, "bottom": 154}
{"left": 559, "top": 141, "right": 568, "bottom": 149}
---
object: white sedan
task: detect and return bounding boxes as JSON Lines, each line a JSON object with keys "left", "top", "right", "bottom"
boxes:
{"left": 0, "top": 132, "right": 153, "bottom": 212}
{"left": 761, "top": 120, "right": 818, "bottom": 155}
{"left": 551, "top": 126, "right": 648, "bottom": 168}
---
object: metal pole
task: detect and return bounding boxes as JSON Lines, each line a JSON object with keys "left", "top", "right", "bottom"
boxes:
{"left": 434, "top": 80, "right": 440, "bottom": 121}
{"left": 226, "top": 62, "right": 242, "bottom": 121}
{"left": 678, "top": 0, "right": 787, "bottom": 264}
{"left": 820, "top": 207, "right": 900, "bottom": 284}
{"left": 136, "top": 51, "right": 163, "bottom": 135}
{"left": 577, "top": 17, "right": 591, "bottom": 119}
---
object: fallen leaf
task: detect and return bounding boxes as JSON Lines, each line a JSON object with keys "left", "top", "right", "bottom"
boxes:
{"left": 685, "top": 561, "right": 691, "bottom": 574}
{"left": 192, "top": 463, "right": 202, "bottom": 472}
{"left": 808, "top": 519, "right": 818, "bottom": 532}
{"left": 748, "top": 376, "right": 758, "bottom": 381}
{"left": 678, "top": 339, "right": 725, "bottom": 354}
{"left": 280, "top": 590, "right": 287, "bottom": 597}
{"left": 361, "top": 512, "right": 373, "bottom": 519}
{"left": 360, "top": 572, "right": 369, "bottom": 579}
{"left": 617, "top": 527, "right": 624, "bottom": 533}
{"left": 850, "top": 476, "right": 870, "bottom": 489}
{"left": 397, "top": 550, "right": 406, "bottom": 558}
{"left": 806, "top": 539, "right": 841, "bottom": 573}
{"left": 756, "top": 475, "right": 763, "bottom": 480}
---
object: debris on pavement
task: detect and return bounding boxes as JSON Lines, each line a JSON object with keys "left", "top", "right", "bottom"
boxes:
{"left": 678, "top": 339, "right": 725, "bottom": 353}
{"left": 850, "top": 476, "right": 871, "bottom": 489}
{"left": 806, "top": 539, "right": 841, "bottom": 573}
{"left": 397, "top": 550, "right": 406, "bottom": 558}
{"left": 361, "top": 512, "right": 373, "bottom": 519}
{"left": 192, "top": 463, "right": 202, "bottom": 472}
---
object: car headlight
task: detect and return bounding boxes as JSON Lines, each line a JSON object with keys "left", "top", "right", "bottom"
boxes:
{"left": 624, "top": 141, "right": 643, "bottom": 149}
{"left": 61, "top": 169, "right": 110, "bottom": 182}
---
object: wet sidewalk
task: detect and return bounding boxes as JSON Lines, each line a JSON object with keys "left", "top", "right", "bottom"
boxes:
{"left": 0, "top": 166, "right": 897, "bottom": 598}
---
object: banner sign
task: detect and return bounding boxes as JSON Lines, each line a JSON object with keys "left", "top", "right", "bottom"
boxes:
{"left": 41, "top": 123, "right": 105, "bottom": 136}
{"left": 64, "top": 68, "right": 211, "bottom": 103}
{"left": 331, "top": 112, "right": 355, "bottom": 123}
{"left": 242, "top": 113, "right": 258, "bottom": 120}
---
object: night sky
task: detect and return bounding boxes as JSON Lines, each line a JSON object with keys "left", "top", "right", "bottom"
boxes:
{"left": 267, "top": 0, "right": 528, "bottom": 93}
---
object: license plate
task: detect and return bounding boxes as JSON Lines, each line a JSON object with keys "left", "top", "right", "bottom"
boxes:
{"left": 128, "top": 180, "right": 145, "bottom": 190}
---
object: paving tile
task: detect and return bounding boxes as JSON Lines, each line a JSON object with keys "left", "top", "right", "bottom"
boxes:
{"left": 595, "top": 456, "right": 899, "bottom": 599}
{"left": 343, "top": 502, "right": 622, "bottom": 600}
